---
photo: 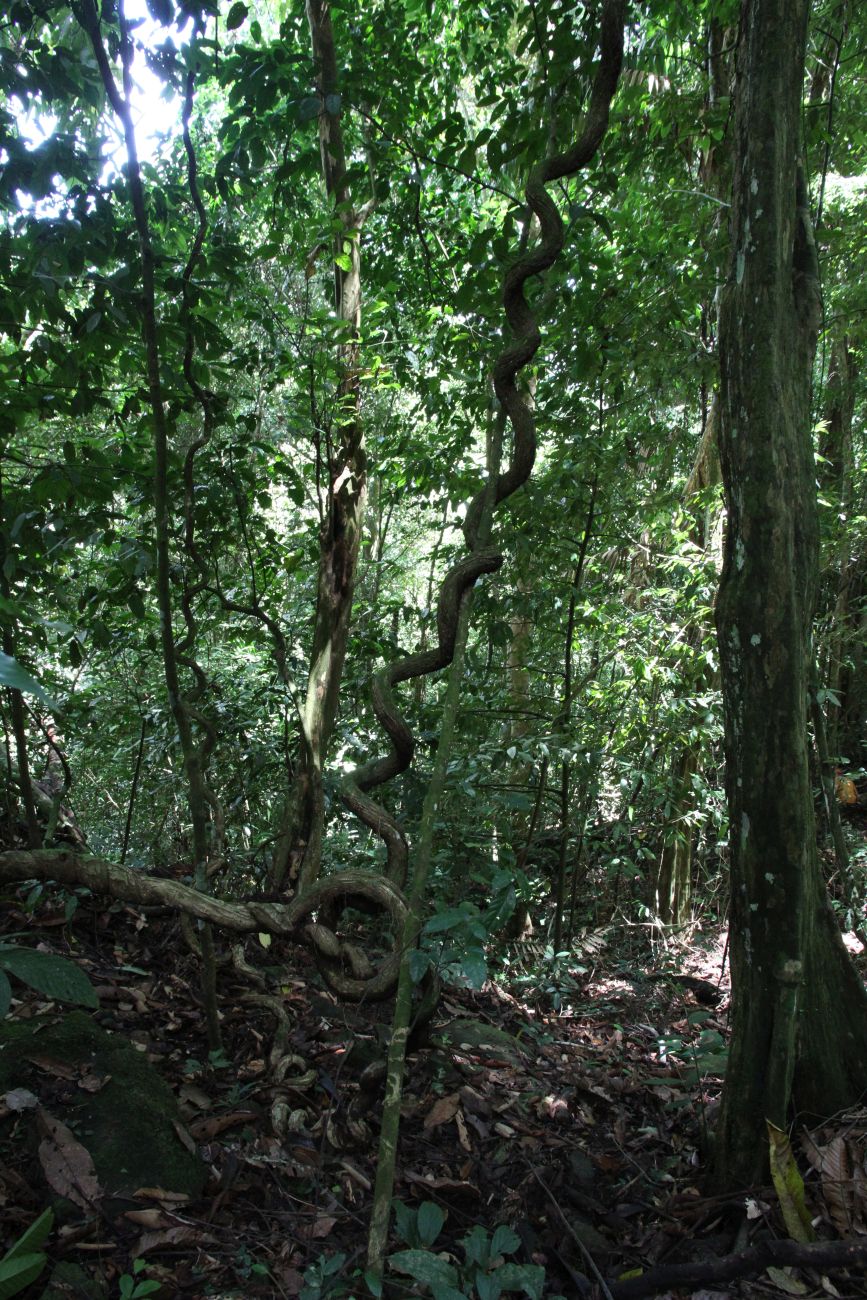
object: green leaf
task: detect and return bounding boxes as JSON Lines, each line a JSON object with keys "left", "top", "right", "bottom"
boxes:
{"left": 462, "top": 1225, "right": 490, "bottom": 1267}
{"left": 490, "top": 1225, "right": 520, "bottom": 1258}
{"left": 0, "top": 653, "right": 55, "bottom": 708}
{"left": 409, "top": 949, "right": 431, "bottom": 984}
{"left": 494, "top": 1262, "right": 545, "bottom": 1298}
{"left": 430, "top": 1286, "right": 468, "bottom": 1300}
{"left": 475, "top": 1275, "right": 500, "bottom": 1300}
{"left": 416, "top": 1202, "right": 445, "bottom": 1247}
{"left": 226, "top": 2, "right": 248, "bottom": 30}
{"left": 3, "top": 1210, "right": 52, "bottom": 1263}
{"left": 298, "top": 95, "right": 321, "bottom": 122}
{"left": 0, "top": 972, "right": 10, "bottom": 1019}
{"left": 0, "top": 1252, "right": 47, "bottom": 1299}
{"left": 456, "top": 948, "right": 487, "bottom": 990}
{"left": 0, "top": 948, "right": 98, "bottom": 1008}
{"left": 423, "top": 907, "right": 471, "bottom": 936}
{"left": 388, "top": 1249, "right": 459, "bottom": 1289}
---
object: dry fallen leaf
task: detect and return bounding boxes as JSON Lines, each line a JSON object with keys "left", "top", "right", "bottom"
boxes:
{"left": 135, "top": 1225, "right": 217, "bottom": 1256}
{"left": 404, "top": 1171, "right": 479, "bottom": 1200}
{"left": 279, "top": 1266, "right": 306, "bottom": 1296}
{"left": 424, "top": 1092, "right": 460, "bottom": 1131}
{"left": 124, "top": 1208, "right": 174, "bottom": 1229}
{"left": 37, "top": 1107, "right": 102, "bottom": 1210}
{"left": 172, "top": 1119, "right": 198, "bottom": 1154}
{"left": 179, "top": 1083, "right": 212, "bottom": 1110}
{"left": 459, "top": 1086, "right": 490, "bottom": 1117}
{"left": 77, "top": 1069, "right": 110, "bottom": 1095}
{"left": 802, "top": 1131, "right": 858, "bottom": 1236}
{"left": 309, "top": 1214, "right": 337, "bottom": 1239}
{"left": 455, "top": 1110, "right": 471, "bottom": 1153}
{"left": 25, "top": 1054, "right": 77, "bottom": 1081}
{"left": 189, "top": 1110, "right": 259, "bottom": 1140}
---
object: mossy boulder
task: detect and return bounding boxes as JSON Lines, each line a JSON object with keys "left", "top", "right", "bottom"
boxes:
{"left": 435, "top": 1018, "right": 529, "bottom": 1066}
{"left": 0, "top": 1011, "right": 204, "bottom": 1202}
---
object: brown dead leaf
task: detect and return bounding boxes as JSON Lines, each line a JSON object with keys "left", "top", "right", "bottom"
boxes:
{"left": 404, "top": 1171, "right": 479, "bottom": 1200}
{"left": 78, "top": 1068, "right": 109, "bottom": 1095}
{"left": 135, "top": 1226, "right": 217, "bottom": 1256}
{"left": 133, "top": 1187, "right": 192, "bottom": 1204}
{"left": 464, "top": 1112, "right": 490, "bottom": 1141}
{"left": 25, "top": 1053, "right": 78, "bottom": 1080}
{"left": 279, "top": 1267, "right": 306, "bottom": 1295}
{"left": 424, "top": 1092, "right": 461, "bottom": 1131}
{"left": 124, "top": 1208, "right": 174, "bottom": 1229}
{"left": 179, "top": 1083, "right": 212, "bottom": 1110}
{"left": 802, "top": 1132, "right": 858, "bottom": 1236}
{"left": 459, "top": 1086, "right": 490, "bottom": 1117}
{"left": 288, "top": 1143, "right": 320, "bottom": 1167}
{"left": 455, "top": 1109, "right": 471, "bottom": 1152}
{"left": 309, "top": 1215, "right": 337, "bottom": 1239}
{"left": 188, "top": 1110, "right": 259, "bottom": 1140}
{"left": 172, "top": 1120, "right": 198, "bottom": 1154}
{"left": 37, "top": 1107, "right": 102, "bottom": 1210}
{"left": 239, "top": 1058, "right": 267, "bottom": 1079}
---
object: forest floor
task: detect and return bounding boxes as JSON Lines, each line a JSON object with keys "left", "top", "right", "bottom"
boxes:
{"left": 1, "top": 856, "right": 867, "bottom": 1300}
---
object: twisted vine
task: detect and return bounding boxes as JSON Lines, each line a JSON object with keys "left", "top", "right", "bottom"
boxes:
{"left": 292, "top": 0, "right": 625, "bottom": 1000}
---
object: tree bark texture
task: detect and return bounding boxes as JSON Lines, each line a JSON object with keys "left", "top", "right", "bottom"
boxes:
{"left": 713, "top": 0, "right": 867, "bottom": 1189}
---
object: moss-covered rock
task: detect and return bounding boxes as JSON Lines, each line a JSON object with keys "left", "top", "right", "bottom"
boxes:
{"left": 0, "top": 1011, "right": 204, "bottom": 1201}
{"left": 435, "top": 1017, "right": 529, "bottom": 1066}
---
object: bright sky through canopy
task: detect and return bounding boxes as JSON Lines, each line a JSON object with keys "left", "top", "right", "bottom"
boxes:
{"left": 14, "top": 0, "right": 186, "bottom": 207}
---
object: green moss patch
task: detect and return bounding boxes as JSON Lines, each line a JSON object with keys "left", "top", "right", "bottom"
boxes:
{"left": 0, "top": 1011, "right": 204, "bottom": 1201}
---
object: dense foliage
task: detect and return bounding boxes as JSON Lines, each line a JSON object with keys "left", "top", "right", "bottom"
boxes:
{"left": 0, "top": 0, "right": 866, "bottom": 1212}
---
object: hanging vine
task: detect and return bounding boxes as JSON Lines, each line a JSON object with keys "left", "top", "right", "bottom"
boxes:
{"left": 290, "top": 0, "right": 626, "bottom": 1001}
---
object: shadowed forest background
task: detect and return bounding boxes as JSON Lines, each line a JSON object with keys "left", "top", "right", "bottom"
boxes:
{"left": 0, "top": 0, "right": 865, "bottom": 1296}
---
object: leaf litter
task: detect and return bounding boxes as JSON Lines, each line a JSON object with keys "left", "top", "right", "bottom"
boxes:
{"left": 0, "top": 890, "right": 866, "bottom": 1298}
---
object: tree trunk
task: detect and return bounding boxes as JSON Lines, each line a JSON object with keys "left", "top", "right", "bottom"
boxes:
{"left": 272, "top": 0, "right": 369, "bottom": 893}
{"left": 712, "top": 0, "right": 867, "bottom": 1190}
{"left": 819, "top": 336, "right": 860, "bottom": 763}
{"left": 656, "top": 750, "right": 698, "bottom": 927}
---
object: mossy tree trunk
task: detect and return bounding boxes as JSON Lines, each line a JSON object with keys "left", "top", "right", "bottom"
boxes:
{"left": 712, "top": 0, "right": 867, "bottom": 1190}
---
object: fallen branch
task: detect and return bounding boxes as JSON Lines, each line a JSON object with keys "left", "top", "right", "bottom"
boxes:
{"left": 0, "top": 848, "right": 407, "bottom": 996}
{"left": 607, "top": 1237, "right": 867, "bottom": 1299}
